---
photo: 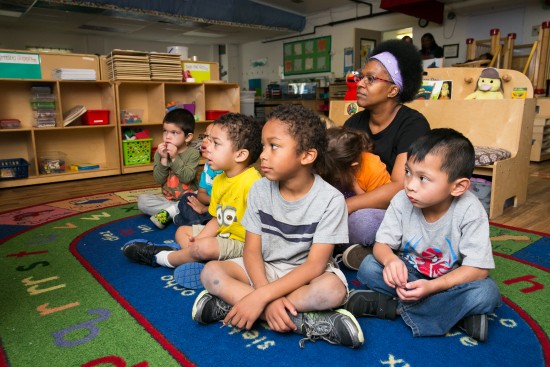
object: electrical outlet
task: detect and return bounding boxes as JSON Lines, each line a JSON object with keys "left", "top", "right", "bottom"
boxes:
{"left": 532, "top": 25, "right": 540, "bottom": 37}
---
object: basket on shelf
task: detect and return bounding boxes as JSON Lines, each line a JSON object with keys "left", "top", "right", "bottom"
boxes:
{"left": 122, "top": 138, "right": 153, "bottom": 166}
{"left": 0, "top": 158, "right": 29, "bottom": 179}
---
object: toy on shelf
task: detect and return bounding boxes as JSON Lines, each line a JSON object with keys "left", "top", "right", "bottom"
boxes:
{"left": 465, "top": 67, "right": 504, "bottom": 100}
{"left": 344, "top": 70, "right": 360, "bottom": 100}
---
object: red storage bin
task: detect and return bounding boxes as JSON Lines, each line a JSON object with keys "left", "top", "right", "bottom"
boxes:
{"left": 81, "top": 110, "right": 109, "bottom": 125}
{"left": 205, "top": 110, "right": 229, "bottom": 120}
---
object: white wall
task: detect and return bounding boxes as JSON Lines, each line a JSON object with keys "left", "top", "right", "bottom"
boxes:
{"left": 238, "top": 2, "right": 550, "bottom": 92}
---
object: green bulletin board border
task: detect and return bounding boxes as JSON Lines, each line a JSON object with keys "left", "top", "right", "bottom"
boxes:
{"left": 283, "top": 36, "right": 331, "bottom": 76}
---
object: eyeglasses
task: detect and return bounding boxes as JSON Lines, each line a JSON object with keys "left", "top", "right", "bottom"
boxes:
{"left": 354, "top": 74, "right": 394, "bottom": 85}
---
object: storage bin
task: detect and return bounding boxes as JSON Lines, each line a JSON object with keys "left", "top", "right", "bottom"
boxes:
{"left": 81, "top": 110, "right": 109, "bottom": 125}
{"left": 39, "top": 151, "right": 67, "bottom": 174}
{"left": 205, "top": 110, "right": 229, "bottom": 120}
{"left": 0, "top": 158, "right": 29, "bottom": 179}
{"left": 120, "top": 109, "right": 143, "bottom": 124}
{"left": 122, "top": 138, "right": 153, "bottom": 166}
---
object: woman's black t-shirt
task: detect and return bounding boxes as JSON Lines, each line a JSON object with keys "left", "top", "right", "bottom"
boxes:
{"left": 344, "top": 105, "right": 430, "bottom": 174}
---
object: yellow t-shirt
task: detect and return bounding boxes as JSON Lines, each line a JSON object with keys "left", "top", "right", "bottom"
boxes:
{"left": 356, "top": 152, "right": 392, "bottom": 192}
{"left": 208, "top": 167, "right": 262, "bottom": 242}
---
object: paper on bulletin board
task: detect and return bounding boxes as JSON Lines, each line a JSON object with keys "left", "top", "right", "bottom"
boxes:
{"left": 344, "top": 47, "right": 354, "bottom": 75}
{"left": 183, "top": 62, "right": 211, "bottom": 82}
{"left": 0, "top": 52, "right": 42, "bottom": 79}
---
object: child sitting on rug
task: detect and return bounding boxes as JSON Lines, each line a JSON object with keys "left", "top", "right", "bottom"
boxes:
{"left": 343, "top": 128, "right": 502, "bottom": 342}
{"left": 137, "top": 108, "right": 200, "bottom": 229}
{"left": 191, "top": 104, "right": 364, "bottom": 349}
{"left": 122, "top": 113, "right": 262, "bottom": 290}
{"left": 172, "top": 123, "right": 222, "bottom": 227}
{"left": 317, "top": 126, "right": 391, "bottom": 250}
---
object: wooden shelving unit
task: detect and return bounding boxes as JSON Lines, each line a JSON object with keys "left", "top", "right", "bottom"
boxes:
{"left": 0, "top": 79, "right": 120, "bottom": 188}
{"left": 116, "top": 81, "right": 240, "bottom": 174}
{"left": 531, "top": 98, "right": 550, "bottom": 162}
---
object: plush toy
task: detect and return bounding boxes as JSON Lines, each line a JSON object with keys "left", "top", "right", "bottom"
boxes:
{"left": 344, "top": 70, "right": 359, "bottom": 100}
{"left": 465, "top": 67, "right": 504, "bottom": 100}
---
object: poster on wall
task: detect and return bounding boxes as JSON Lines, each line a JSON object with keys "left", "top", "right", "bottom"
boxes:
{"left": 359, "top": 39, "right": 376, "bottom": 71}
{"left": 344, "top": 47, "right": 354, "bottom": 75}
{"left": 284, "top": 36, "right": 331, "bottom": 76}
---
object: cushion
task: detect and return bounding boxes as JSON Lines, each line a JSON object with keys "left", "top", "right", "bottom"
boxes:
{"left": 474, "top": 146, "right": 511, "bottom": 166}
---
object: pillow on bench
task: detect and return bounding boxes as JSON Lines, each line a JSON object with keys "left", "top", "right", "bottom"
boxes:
{"left": 474, "top": 146, "right": 511, "bottom": 166}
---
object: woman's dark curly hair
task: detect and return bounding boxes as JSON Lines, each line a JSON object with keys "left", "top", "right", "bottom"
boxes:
{"left": 371, "top": 39, "right": 423, "bottom": 103}
{"left": 213, "top": 113, "right": 263, "bottom": 164}
{"left": 266, "top": 104, "right": 327, "bottom": 171}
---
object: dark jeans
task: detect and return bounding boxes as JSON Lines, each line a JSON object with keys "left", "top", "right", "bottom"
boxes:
{"left": 173, "top": 193, "right": 212, "bottom": 227}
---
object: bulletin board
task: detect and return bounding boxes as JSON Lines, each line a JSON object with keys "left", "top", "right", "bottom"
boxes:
{"left": 283, "top": 36, "right": 331, "bottom": 76}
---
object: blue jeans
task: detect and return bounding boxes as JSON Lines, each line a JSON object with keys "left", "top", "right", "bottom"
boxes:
{"left": 173, "top": 193, "right": 212, "bottom": 227}
{"left": 357, "top": 255, "right": 502, "bottom": 337}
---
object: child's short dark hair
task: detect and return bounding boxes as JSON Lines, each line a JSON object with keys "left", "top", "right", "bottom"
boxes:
{"left": 407, "top": 128, "right": 474, "bottom": 182}
{"left": 163, "top": 108, "right": 195, "bottom": 135}
{"left": 266, "top": 104, "right": 327, "bottom": 171}
{"left": 213, "top": 113, "right": 262, "bottom": 164}
{"left": 370, "top": 39, "right": 423, "bottom": 104}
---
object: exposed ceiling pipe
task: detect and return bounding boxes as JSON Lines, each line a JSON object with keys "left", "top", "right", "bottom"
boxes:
{"left": 262, "top": 1, "right": 390, "bottom": 43}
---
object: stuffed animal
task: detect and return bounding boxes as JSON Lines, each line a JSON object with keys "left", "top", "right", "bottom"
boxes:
{"left": 344, "top": 70, "right": 359, "bottom": 100}
{"left": 465, "top": 67, "right": 504, "bottom": 100}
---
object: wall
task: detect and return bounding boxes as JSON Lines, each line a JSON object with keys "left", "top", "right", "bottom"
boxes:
{"left": 238, "top": 2, "right": 549, "bottom": 93}
{"left": 0, "top": 27, "right": 217, "bottom": 62}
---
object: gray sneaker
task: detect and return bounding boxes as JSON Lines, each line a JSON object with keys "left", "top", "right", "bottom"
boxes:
{"left": 192, "top": 290, "right": 231, "bottom": 324}
{"left": 457, "top": 314, "right": 488, "bottom": 342}
{"left": 344, "top": 289, "right": 397, "bottom": 320}
{"left": 342, "top": 244, "right": 373, "bottom": 271}
{"left": 290, "top": 309, "right": 364, "bottom": 349}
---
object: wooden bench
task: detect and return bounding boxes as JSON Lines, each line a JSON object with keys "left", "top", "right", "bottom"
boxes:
{"left": 329, "top": 67, "right": 536, "bottom": 219}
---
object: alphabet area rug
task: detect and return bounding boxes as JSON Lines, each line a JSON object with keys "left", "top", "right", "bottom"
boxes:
{"left": 0, "top": 189, "right": 548, "bottom": 367}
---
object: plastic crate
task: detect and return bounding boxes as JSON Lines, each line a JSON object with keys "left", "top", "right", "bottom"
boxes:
{"left": 82, "top": 110, "right": 109, "bottom": 125}
{"left": 122, "top": 138, "right": 153, "bottom": 166}
{"left": 0, "top": 158, "right": 29, "bottom": 179}
{"left": 205, "top": 110, "right": 229, "bottom": 120}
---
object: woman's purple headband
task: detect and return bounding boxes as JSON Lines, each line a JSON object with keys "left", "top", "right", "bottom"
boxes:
{"left": 370, "top": 52, "right": 403, "bottom": 91}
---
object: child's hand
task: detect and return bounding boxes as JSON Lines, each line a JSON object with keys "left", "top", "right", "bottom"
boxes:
{"left": 382, "top": 257, "right": 408, "bottom": 289}
{"left": 223, "top": 292, "right": 266, "bottom": 330}
{"left": 395, "top": 279, "right": 432, "bottom": 302}
{"left": 187, "top": 195, "right": 208, "bottom": 214}
{"left": 157, "top": 142, "right": 169, "bottom": 159}
{"left": 165, "top": 142, "right": 178, "bottom": 159}
{"left": 264, "top": 297, "right": 297, "bottom": 333}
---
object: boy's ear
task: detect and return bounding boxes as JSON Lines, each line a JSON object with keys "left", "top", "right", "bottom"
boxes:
{"left": 185, "top": 132, "right": 194, "bottom": 143}
{"left": 234, "top": 148, "right": 250, "bottom": 163}
{"left": 300, "top": 148, "right": 318, "bottom": 166}
{"left": 450, "top": 178, "right": 470, "bottom": 197}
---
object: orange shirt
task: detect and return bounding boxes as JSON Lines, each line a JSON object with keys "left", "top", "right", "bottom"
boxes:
{"left": 355, "top": 152, "right": 391, "bottom": 192}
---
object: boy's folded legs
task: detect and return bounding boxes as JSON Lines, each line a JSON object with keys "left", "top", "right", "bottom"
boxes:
{"left": 191, "top": 290, "right": 364, "bottom": 349}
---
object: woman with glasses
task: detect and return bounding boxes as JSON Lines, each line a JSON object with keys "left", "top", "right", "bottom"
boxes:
{"left": 341, "top": 40, "right": 430, "bottom": 271}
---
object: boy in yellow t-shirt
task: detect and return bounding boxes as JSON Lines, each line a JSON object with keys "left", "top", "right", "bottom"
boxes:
{"left": 122, "top": 113, "right": 262, "bottom": 289}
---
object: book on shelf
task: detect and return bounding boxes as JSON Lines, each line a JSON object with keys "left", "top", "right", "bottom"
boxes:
{"left": 414, "top": 80, "right": 452, "bottom": 100}
{"left": 63, "top": 105, "right": 87, "bottom": 126}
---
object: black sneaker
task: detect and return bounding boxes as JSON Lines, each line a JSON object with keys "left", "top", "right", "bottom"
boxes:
{"left": 343, "top": 290, "right": 397, "bottom": 320}
{"left": 457, "top": 314, "right": 488, "bottom": 342}
{"left": 192, "top": 290, "right": 231, "bottom": 324}
{"left": 121, "top": 240, "right": 174, "bottom": 267}
{"left": 290, "top": 309, "right": 364, "bottom": 349}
